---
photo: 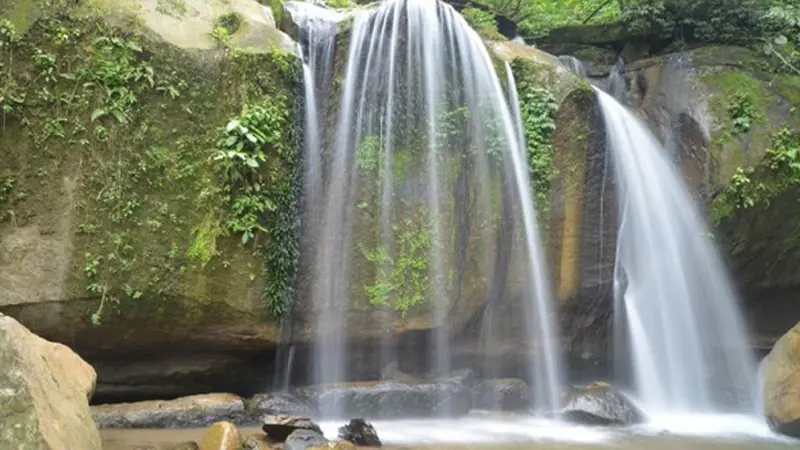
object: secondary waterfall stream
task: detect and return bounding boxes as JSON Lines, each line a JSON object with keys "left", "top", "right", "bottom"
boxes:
{"left": 294, "top": 0, "right": 562, "bottom": 417}
{"left": 595, "top": 88, "right": 760, "bottom": 414}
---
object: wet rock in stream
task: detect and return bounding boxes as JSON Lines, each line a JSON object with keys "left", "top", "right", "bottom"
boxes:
{"left": 338, "top": 418, "right": 382, "bottom": 446}
{"left": 561, "top": 381, "right": 646, "bottom": 426}
{"left": 285, "top": 429, "right": 328, "bottom": 450}
{"left": 262, "top": 415, "right": 324, "bottom": 442}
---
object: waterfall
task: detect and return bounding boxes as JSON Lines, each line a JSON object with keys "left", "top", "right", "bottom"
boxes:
{"left": 558, "top": 55, "right": 587, "bottom": 79}
{"left": 595, "top": 88, "right": 759, "bottom": 414}
{"left": 305, "top": 0, "right": 562, "bottom": 417}
{"left": 505, "top": 61, "right": 563, "bottom": 413}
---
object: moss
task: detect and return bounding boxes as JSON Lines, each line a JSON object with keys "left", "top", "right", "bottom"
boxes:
{"left": 776, "top": 75, "right": 800, "bottom": 124}
{"left": 702, "top": 69, "right": 772, "bottom": 182}
{"left": 258, "top": 0, "right": 284, "bottom": 26}
{"left": 155, "top": 0, "right": 187, "bottom": 18}
{"left": 0, "top": 10, "right": 298, "bottom": 323}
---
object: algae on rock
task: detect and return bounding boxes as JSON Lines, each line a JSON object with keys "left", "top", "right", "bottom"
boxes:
{"left": 0, "top": 0, "right": 300, "bottom": 401}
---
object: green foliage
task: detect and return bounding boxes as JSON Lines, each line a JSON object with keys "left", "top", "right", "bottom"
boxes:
{"left": 712, "top": 127, "right": 800, "bottom": 222}
{"left": 89, "top": 35, "right": 153, "bottom": 124}
{"left": 474, "top": 0, "right": 621, "bottom": 39}
{"left": 213, "top": 90, "right": 298, "bottom": 317}
{"left": 462, "top": 7, "right": 501, "bottom": 40}
{"left": 0, "top": 20, "right": 24, "bottom": 123}
{"left": 362, "top": 208, "right": 432, "bottom": 318}
{"left": 728, "top": 92, "right": 756, "bottom": 135}
{"left": 325, "top": 0, "right": 354, "bottom": 7}
{"left": 512, "top": 59, "right": 558, "bottom": 217}
{"left": 356, "top": 134, "right": 382, "bottom": 173}
{"left": 211, "top": 13, "right": 242, "bottom": 45}
{"left": 760, "top": 3, "right": 800, "bottom": 74}
{"left": 619, "top": 0, "right": 765, "bottom": 43}
{"left": 259, "top": 0, "right": 286, "bottom": 25}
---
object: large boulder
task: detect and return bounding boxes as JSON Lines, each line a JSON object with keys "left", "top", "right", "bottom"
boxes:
{"left": 92, "top": 393, "right": 246, "bottom": 428}
{"left": 0, "top": 314, "right": 101, "bottom": 449}
{"left": 199, "top": 421, "right": 241, "bottom": 450}
{"left": 761, "top": 322, "right": 800, "bottom": 437}
{"left": 0, "top": 0, "right": 299, "bottom": 402}
{"left": 337, "top": 418, "right": 382, "bottom": 447}
{"left": 561, "top": 381, "right": 646, "bottom": 426}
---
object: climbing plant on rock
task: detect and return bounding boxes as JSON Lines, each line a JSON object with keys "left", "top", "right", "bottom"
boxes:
{"left": 511, "top": 60, "right": 558, "bottom": 219}
{"left": 214, "top": 91, "right": 298, "bottom": 318}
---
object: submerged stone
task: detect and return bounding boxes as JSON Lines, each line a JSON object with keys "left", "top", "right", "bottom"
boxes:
{"left": 262, "top": 415, "right": 324, "bottom": 442}
{"left": 199, "top": 421, "right": 241, "bottom": 450}
{"left": 337, "top": 418, "right": 382, "bottom": 446}
{"left": 471, "top": 378, "right": 531, "bottom": 411}
{"left": 762, "top": 322, "right": 800, "bottom": 437}
{"left": 561, "top": 381, "right": 646, "bottom": 426}
{"left": 285, "top": 429, "right": 329, "bottom": 450}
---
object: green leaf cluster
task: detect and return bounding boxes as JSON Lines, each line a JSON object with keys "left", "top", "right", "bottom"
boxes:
{"left": 512, "top": 60, "right": 558, "bottom": 218}
{"left": 712, "top": 127, "right": 800, "bottom": 222}
{"left": 362, "top": 210, "right": 433, "bottom": 318}
{"left": 213, "top": 89, "right": 298, "bottom": 317}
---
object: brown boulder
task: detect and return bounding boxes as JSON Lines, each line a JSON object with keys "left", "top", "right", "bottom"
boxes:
{"left": 762, "top": 322, "right": 800, "bottom": 437}
{"left": 199, "top": 421, "right": 241, "bottom": 450}
{"left": 0, "top": 313, "right": 101, "bottom": 449}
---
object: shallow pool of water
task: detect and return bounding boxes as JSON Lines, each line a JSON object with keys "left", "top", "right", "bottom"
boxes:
{"left": 101, "top": 413, "right": 799, "bottom": 450}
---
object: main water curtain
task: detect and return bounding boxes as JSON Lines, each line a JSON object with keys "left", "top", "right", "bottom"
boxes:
{"left": 310, "top": 0, "right": 562, "bottom": 414}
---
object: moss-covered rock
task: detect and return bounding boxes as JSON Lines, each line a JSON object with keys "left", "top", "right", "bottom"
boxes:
{"left": 622, "top": 45, "right": 800, "bottom": 348}
{"left": 0, "top": 0, "right": 299, "bottom": 400}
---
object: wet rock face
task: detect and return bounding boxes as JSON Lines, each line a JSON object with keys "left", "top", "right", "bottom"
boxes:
{"left": 761, "top": 322, "right": 800, "bottom": 437}
{"left": 338, "top": 419, "right": 382, "bottom": 447}
{"left": 299, "top": 380, "right": 473, "bottom": 419}
{"left": 92, "top": 394, "right": 247, "bottom": 429}
{"left": 247, "top": 392, "right": 320, "bottom": 418}
{"left": 471, "top": 378, "right": 531, "bottom": 411}
{"left": 561, "top": 381, "right": 646, "bottom": 426}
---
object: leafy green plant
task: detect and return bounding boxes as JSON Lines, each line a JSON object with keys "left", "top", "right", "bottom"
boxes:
{"left": 462, "top": 7, "right": 502, "bottom": 40}
{"left": 711, "top": 127, "right": 800, "bottom": 222}
{"left": 512, "top": 60, "right": 558, "bottom": 217}
{"left": 211, "top": 13, "right": 242, "bottom": 45}
{"left": 326, "top": 0, "right": 354, "bottom": 7}
{"left": 88, "top": 35, "right": 153, "bottom": 123}
{"left": 728, "top": 92, "right": 756, "bottom": 135}
{"left": 213, "top": 92, "right": 298, "bottom": 317}
{"left": 362, "top": 208, "right": 434, "bottom": 317}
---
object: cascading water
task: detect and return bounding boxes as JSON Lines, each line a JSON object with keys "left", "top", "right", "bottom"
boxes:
{"left": 306, "top": 0, "right": 562, "bottom": 417}
{"left": 558, "top": 55, "right": 588, "bottom": 79}
{"left": 595, "top": 88, "right": 759, "bottom": 414}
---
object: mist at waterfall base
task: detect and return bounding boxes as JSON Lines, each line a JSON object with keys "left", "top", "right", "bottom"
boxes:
{"left": 293, "top": 0, "right": 561, "bottom": 418}
{"left": 276, "top": 0, "right": 786, "bottom": 443}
